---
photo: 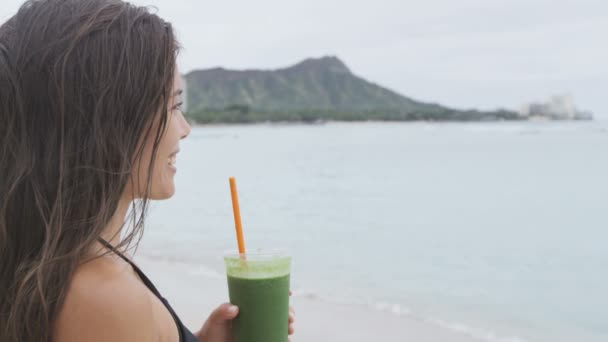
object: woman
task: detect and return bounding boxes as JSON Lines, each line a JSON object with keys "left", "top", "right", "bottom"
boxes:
{"left": 0, "top": 0, "right": 295, "bottom": 341}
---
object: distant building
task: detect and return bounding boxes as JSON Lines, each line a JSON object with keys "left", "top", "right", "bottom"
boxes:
{"left": 519, "top": 94, "right": 592, "bottom": 120}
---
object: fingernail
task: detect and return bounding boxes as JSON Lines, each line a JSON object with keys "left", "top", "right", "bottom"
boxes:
{"left": 228, "top": 305, "right": 238, "bottom": 314}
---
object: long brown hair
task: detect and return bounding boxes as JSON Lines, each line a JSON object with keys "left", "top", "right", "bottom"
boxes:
{"left": 0, "top": 0, "right": 178, "bottom": 340}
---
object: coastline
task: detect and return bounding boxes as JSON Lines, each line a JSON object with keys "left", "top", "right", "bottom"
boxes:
{"left": 186, "top": 117, "right": 593, "bottom": 128}
{"left": 136, "top": 256, "right": 512, "bottom": 342}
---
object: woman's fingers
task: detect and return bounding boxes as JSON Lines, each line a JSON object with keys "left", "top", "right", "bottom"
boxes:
{"left": 209, "top": 303, "right": 239, "bottom": 323}
{"left": 288, "top": 304, "right": 295, "bottom": 335}
{"left": 287, "top": 297, "right": 295, "bottom": 336}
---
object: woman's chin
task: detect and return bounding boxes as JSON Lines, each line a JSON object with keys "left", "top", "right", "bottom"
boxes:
{"left": 149, "top": 181, "right": 176, "bottom": 200}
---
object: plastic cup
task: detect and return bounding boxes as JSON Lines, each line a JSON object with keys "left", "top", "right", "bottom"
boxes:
{"left": 224, "top": 251, "right": 291, "bottom": 342}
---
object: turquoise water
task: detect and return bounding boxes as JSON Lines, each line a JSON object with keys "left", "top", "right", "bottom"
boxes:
{"left": 142, "top": 121, "right": 608, "bottom": 342}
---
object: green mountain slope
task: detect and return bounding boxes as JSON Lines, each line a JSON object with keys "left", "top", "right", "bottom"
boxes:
{"left": 184, "top": 56, "right": 518, "bottom": 123}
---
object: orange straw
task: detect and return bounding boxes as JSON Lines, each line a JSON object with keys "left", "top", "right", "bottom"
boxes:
{"left": 229, "top": 177, "right": 246, "bottom": 255}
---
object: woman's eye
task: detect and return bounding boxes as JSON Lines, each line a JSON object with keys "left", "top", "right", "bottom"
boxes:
{"left": 173, "top": 101, "right": 183, "bottom": 112}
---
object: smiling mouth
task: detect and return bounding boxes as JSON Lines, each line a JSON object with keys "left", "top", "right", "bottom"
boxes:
{"left": 168, "top": 150, "right": 178, "bottom": 167}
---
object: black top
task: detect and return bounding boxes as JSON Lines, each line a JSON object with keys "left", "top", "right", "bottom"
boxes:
{"left": 98, "top": 238, "right": 199, "bottom": 342}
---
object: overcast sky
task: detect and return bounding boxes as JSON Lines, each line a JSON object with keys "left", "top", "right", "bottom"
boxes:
{"left": 2, "top": 0, "right": 607, "bottom": 116}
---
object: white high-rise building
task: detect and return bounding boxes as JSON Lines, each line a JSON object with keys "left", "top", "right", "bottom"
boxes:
{"left": 548, "top": 94, "right": 575, "bottom": 119}
{"left": 519, "top": 94, "right": 582, "bottom": 119}
{"left": 519, "top": 103, "right": 531, "bottom": 117}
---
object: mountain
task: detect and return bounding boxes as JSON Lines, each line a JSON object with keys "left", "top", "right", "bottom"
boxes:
{"left": 183, "top": 56, "right": 519, "bottom": 123}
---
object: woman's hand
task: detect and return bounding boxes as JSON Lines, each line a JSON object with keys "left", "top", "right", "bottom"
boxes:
{"left": 196, "top": 292, "right": 295, "bottom": 342}
{"left": 288, "top": 290, "right": 295, "bottom": 337}
{"left": 195, "top": 303, "right": 238, "bottom": 342}
{"left": 288, "top": 305, "right": 295, "bottom": 337}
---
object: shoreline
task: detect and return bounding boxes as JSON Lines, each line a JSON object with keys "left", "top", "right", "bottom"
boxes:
{"left": 136, "top": 256, "right": 524, "bottom": 342}
{"left": 187, "top": 118, "right": 595, "bottom": 127}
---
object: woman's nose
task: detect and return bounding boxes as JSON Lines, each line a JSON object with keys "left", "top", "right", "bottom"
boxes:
{"left": 180, "top": 114, "right": 191, "bottom": 139}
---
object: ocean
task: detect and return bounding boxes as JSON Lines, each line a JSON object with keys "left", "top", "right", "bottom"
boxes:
{"left": 139, "top": 120, "right": 608, "bottom": 342}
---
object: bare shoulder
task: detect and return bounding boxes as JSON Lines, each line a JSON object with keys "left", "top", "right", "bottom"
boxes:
{"left": 53, "top": 255, "right": 160, "bottom": 342}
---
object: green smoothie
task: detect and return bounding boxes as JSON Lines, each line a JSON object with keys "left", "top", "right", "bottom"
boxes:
{"left": 224, "top": 253, "right": 291, "bottom": 342}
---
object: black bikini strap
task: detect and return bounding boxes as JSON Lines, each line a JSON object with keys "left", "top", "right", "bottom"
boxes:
{"left": 96, "top": 238, "right": 189, "bottom": 342}
{"left": 97, "top": 237, "right": 133, "bottom": 265}
{"left": 96, "top": 237, "right": 163, "bottom": 295}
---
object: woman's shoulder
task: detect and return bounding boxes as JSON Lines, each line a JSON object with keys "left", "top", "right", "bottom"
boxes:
{"left": 53, "top": 256, "right": 162, "bottom": 342}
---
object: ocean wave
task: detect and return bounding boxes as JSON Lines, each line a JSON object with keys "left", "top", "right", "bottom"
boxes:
{"left": 427, "top": 318, "right": 530, "bottom": 342}
{"left": 186, "top": 265, "right": 224, "bottom": 279}
{"left": 291, "top": 288, "right": 530, "bottom": 342}
{"left": 136, "top": 253, "right": 225, "bottom": 280}
{"left": 139, "top": 255, "right": 531, "bottom": 342}
{"left": 369, "top": 300, "right": 412, "bottom": 315}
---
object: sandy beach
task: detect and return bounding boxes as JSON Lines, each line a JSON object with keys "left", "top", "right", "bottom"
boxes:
{"left": 137, "top": 256, "right": 485, "bottom": 342}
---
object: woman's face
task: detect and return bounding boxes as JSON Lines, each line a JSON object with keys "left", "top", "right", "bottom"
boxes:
{"left": 126, "top": 66, "right": 191, "bottom": 201}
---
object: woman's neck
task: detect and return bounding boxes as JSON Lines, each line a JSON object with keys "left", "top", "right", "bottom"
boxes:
{"left": 100, "top": 197, "right": 131, "bottom": 246}
{"left": 83, "top": 196, "right": 131, "bottom": 261}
